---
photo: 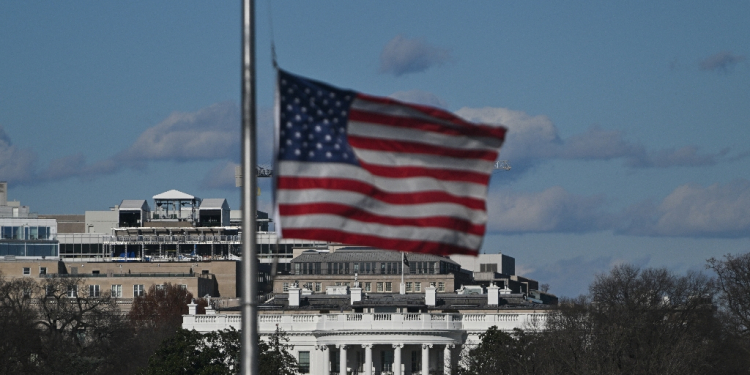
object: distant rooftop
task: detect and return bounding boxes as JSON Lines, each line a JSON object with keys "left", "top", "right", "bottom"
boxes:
{"left": 153, "top": 189, "right": 199, "bottom": 201}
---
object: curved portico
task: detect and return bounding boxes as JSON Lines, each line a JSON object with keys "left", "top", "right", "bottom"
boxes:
{"left": 314, "top": 332, "right": 458, "bottom": 375}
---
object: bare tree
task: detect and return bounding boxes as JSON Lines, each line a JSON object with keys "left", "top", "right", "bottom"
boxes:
{"left": 707, "top": 253, "right": 750, "bottom": 341}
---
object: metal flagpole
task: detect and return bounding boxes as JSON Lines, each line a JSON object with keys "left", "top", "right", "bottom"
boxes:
{"left": 400, "top": 252, "right": 405, "bottom": 295}
{"left": 241, "top": 0, "right": 259, "bottom": 374}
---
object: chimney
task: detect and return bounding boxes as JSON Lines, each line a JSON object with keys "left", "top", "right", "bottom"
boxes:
{"left": 288, "top": 283, "right": 301, "bottom": 307}
{"left": 350, "top": 285, "right": 362, "bottom": 304}
{"left": 188, "top": 299, "right": 198, "bottom": 315}
{"left": 425, "top": 283, "right": 436, "bottom": 306}
{"left": 487, "top": 283, "right": 500, "bottom": 306}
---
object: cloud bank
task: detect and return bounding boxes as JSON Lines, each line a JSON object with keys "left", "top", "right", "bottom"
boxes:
{"left": 487, "top": 187, "right": 612, "bottom": 234}
{"left": 379, "top": 35, "right": 451, "bottom": 76}
{"left": 455, "top": 107, "right": 733, "bottom": 174}
{"left": 487, "top": 179, "right": 750, "bottom": 238}
{"left": 619, "top": 179, "right": 750, "bottom": 238}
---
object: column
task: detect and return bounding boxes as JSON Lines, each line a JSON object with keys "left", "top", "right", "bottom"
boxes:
{"left": 443, "top": 344, "right": 455, "bottom": 375}
{"left": 422, "top": 344, "right": 432, "bottom": 375}
{"left": 337, "top": 344, "right": 347, "bottom": 375}
{"left": 316, "top": 345, "right": 330, "bottom": 375}
{"left": 362, "top": 344, "right": 373, "bottom": 375}
{"left": 392, "top": 344, "right": 403, "bottom": 375}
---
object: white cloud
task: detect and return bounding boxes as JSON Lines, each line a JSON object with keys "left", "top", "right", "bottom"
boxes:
{"left": 455, "top": 106, "right": 732, "bottom": 173}
{"left": 115, "top": 102, "right": 240, "bottom": 163}
{"left": 620, "top": 179, "right": 750, "bottom": 238}
{"left": 379, "top": 35, "right": 451, "bottom": 77}
{"left": 487, "top": 186, "right": 612, "bottom": 233}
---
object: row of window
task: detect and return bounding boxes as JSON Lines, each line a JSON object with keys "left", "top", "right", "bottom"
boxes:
{"left": 59, "top": 243, "right": 105, "bottom": 255}
{"left": 293, "top": 261, "right": 459, "bottom": 276}
{"left": 283, "top": 281, "right": 446, "bottom": 293}
{"left": 1, "top": 226, "right": 52, "bottom": 240}
{"left": 36, "top": 283, "right": 186, "bottom": 298}
{"left": 0, "top": 243, "right": 57, "bottom": 257}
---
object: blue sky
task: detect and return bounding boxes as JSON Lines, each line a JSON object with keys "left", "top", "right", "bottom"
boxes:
{"left": 1, "top": 1, "right": 748, "bottom": 296}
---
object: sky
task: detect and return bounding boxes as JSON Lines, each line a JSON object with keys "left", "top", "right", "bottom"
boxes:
{"left": 1, "top": 1, "right": 749, "bottom": 297}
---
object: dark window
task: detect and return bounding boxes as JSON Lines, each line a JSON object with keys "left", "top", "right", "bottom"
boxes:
{"left": 298, "top": 351, "right": 310, "bottom": 374}
{"left": 382, "top": 350, "right": 393, "bottom": 372}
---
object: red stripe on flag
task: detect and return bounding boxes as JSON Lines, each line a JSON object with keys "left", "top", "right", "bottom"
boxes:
{"left": 350, "top": 100, "right": 507, "bottom": 141}
{"left": 347, "top": 135, "right": 498, "bottom": 161}
{"left": 279, "top": 203, "right": 486, "bottom": 236}
{"left": 281, "top": 228, "right": 480, "bottom": 256}
{"left": 277, "top": 177, "right": 487, "bottom": 209}
{"left": 357, "top": 160, "right": 492, "bottom": 184}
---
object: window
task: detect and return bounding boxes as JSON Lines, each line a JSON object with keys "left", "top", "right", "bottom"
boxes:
{"left": 480, "top": 263, "right": 498, "bottom": 273}
{"left": 438, "top": 282, "right": 445, "bottom": 292}
{"left": 411, "top": 350, "right": 421, "bottom": 372}
{"left": 156, "top": 284, "right": 165, "bottom": 291}
{"left": 381, "top": 350, "right": 393, "bottom": 372}
{"left": 23, "top": 267, "right": 30, "bottom": 275}
{"left": 133, "top": 284, "right": 144, "bottom": 297}
{"left": 331, "top": 350, "right": 339, "bottom": 373}
{"left": 364, "top": 282, "right": 371, "bottom": 292}
{"left": 385, "top": 282, "right": 392, "bottom": 292}
{"left": 315, "top": 282, "right": 321, "bottom": 292}
{"left": 406, "top": 282, "right": 412, "bottom": 292}
{"left": 111, "top": 285, "right": 122, "bottom": 298}
{"left": 178, "top": 284, "right": 187, "bottom": 290}
{"left": 46, "top": 285, "right": 54, "bottom": 296}
{"left": 89, "top": 285, "right": 100, "bottom": 297}
{"left": 415, "top": 282, "right": 422, "bottom": 292}
{"left": 377, "top": 282, "right": 384, "bottom": 292}
{"left": 283, "top": 282, "right": 289, "bottom": 292}
{"left": 380, "top": 263, "right": 386, "bottom": 274}
{"left": 298, "top": 351, "right": 310, "bottom": 374}
{"left": 67, "top": 285, "right": 77, "bottom": 298}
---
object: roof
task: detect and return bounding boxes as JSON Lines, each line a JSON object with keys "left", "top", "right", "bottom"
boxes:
{"left": 200, "top": 198, "right": 229, "bottom": 210}
{"left": 119, "top": 200, "right": 150, "bottom": 211}
{"left": 292, "top": 248, "right": 459, "bottom": 266}
{"left": 153, "top": 189, "right": 199, "bottom": 201}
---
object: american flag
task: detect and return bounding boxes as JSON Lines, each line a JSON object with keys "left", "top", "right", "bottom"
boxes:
{"left": 274, "top": 70, "right": 506, "bottom": 256}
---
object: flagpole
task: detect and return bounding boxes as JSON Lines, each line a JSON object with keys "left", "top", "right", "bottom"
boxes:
{"left": 400, "top": 252, "right": 405, "bottom": 295}
{"left": 240, "top": 0, "right": 259, "bottom": 374}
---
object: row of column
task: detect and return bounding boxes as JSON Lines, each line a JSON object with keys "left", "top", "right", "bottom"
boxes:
{"left": 315, "top": 343, "right": 455, "bottom": 375}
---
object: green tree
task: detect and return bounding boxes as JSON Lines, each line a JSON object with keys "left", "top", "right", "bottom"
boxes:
{"left": 259, "top": 326, "right": 298, "bottom": 375}
{"left": 140, "top": 326, "right": 297, "bottom": 375}
{"left": 459, "top": 326, "right": 539, "bottom": 375}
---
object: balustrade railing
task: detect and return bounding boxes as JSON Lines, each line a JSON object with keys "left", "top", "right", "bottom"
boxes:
{"left": 183, "top": 312, "right": 547, "bottom": 333}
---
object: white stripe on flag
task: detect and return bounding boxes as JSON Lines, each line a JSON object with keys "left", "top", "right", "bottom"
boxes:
{"left": 353, "top": 149, "right": 494, "bottom": 174}
{"left": 278, "top": 161, "right": 490, "bottom": 198}
{"left": 348, "top": 120, "right": 501, "bottom": 152}
{"left": 276, "top": 189, "right": 488, "bottom": 223}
